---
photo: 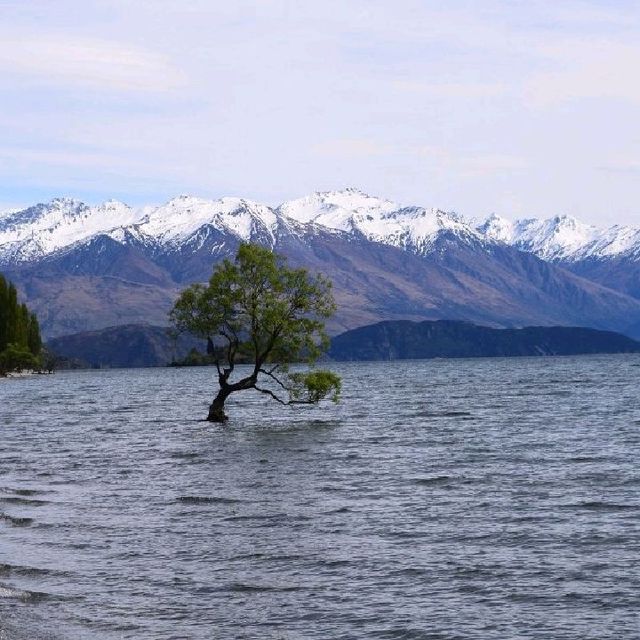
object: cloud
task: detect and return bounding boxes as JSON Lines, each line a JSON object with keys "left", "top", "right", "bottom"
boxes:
{"left": 1, "top": 1, "right": 640, "bottom": 224}
{"left": 597, "top": 158, "right": 640, "bottom": 175}
{"left": 313, "top": 139, "right": 528, "bottom": 178}
{"left": 0, "top": 34, "right": 186, "bottom": 92}
{"left": 524, "top": 39, "right": 640, "bottom": 107}
{"left": 392, "top": 80, "right": 507, "bottom": 100}
{"left": 311, "top": 138, "right": 392, "bottom": 158}
{"left": 417, "top": 149, "right": 530, "bottom": 179}
{"left": 455, "top": 154, "right": 530, "bottom": 178}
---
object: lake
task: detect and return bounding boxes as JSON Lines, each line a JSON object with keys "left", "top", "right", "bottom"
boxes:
{"left": 1, "top": 356, "right": 639, "bottom": 639}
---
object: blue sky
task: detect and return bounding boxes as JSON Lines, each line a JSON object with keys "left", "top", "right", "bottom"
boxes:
{"left": 1, "top": 0, "right": 640, "bottom": 225}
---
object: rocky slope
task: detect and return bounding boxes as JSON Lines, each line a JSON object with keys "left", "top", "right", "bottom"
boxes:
{"left": 477, "top": 213, "right": 640, "bottom": 299}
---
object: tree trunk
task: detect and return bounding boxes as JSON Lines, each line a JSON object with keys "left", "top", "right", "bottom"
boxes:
{"left": 207, "top": 388, "right": 230, "bottom": 423}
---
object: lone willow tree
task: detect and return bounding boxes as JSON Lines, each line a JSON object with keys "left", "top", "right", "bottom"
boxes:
{"left": 170, "top": 244, "right": 341, "bottom": 422}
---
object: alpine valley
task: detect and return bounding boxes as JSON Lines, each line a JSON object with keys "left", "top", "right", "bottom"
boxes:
{"left": 3, "top": 188, "right": 640, "bottom": 341}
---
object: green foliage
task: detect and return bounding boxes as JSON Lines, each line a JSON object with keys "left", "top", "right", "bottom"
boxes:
{"left": 0, "top": 274, "right": 43, "bottom": 375}
{"left": 288, "top": 369, "right": 342, "bottom": 404}
{"left": 27, "top": 313, "right": 42, "bottom": 356}
{"left": 0, "top": 343, "right": 40, "bottom": 376}
{"left": 170, "top": 244, "right": 341, "bottom": 419}
{"left": 171, "top": 243, "right": 335, "bottom": 364}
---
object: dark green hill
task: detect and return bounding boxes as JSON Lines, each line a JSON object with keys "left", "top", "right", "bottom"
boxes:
{"left": 47, "top": 324, "right": 204, "bottom": 368}
{"left": 329, "top": 320, "right": 640, "bottom": 361}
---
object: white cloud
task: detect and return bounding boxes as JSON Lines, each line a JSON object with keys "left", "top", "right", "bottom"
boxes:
{"left": 311, "top": 138, "right": 392, "bottom": 158}
{"left": 2, "top": 1, "right": 640, "bottom": 224}
{"left": 392, "top": 80, "right": 507, "bottom": 100}
{"left": 524, "top": 39, "right": 640, "bottom": 107}
{"left": 456, "top": 154, "right": 530, "bottom": 178}
{"left": 313, "top": 139, "right": 528, "bottom": 179}
{"left": 597, "top": 158, "right": 640, "bottom": 175}
{"left": 0, "top": 35, "right": 186, "bottom": 92}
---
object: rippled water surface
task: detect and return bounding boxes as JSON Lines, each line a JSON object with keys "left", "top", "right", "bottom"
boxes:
{"left": 1, "top": 356, "right": 639, "bottom": 639}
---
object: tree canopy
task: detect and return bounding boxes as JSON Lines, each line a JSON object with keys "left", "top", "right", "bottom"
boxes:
{"left": 170, "top": 243, "right": 341, "bottom": 422}
{"left": 0, "top": 274, "right": 43, "bottom": 376}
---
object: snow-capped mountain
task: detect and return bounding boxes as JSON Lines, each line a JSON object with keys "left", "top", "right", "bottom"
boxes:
{"left": 280, "top": 188, "right": 478, "bottom": 254}
{"left": 476, "top": 213, "right": 640, "bottom": 262}
{"left": 475, "top": 212, "right": 640, "bottom": 303}
{"left": 4, "top": 189, "right": 638, "bottom": 268}
{"left": 0, "top": 197, "right": 138, "bottom": 263}
{"left": 0, "top": 188, "right": 481, "bottom": 265}
{"left": 277, "top": 187, "right": 398, "bottom": 226}
{"left": 134, "top": 195, "right": 282, "bottom": 246}
{"left": 4, "top": 188, "right": 640, "bottom": 341}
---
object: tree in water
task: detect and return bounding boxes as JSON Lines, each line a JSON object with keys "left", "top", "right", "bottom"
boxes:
{"left": 170, "top": 244, "right": 341, "bottom": 422}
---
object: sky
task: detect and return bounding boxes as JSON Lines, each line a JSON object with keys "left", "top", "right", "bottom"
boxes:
{"left": 1, "top": 0, "right": 640, "bottom": 226}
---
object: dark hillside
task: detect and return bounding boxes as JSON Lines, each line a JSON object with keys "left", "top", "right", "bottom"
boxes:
{"left": 329, "top": 320, "right": 640, "bottom": 361}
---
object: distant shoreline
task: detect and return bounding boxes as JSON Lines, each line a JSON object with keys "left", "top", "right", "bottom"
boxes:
{"left": 329, "top": 320, "right": 640, "bottom": 362}
{"left": 37, "top": 319, "right": 640, "bottom": 370}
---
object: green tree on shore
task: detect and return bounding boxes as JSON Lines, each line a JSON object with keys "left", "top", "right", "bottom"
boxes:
{"left": 170, "top": 243, "right": 341, "bottom": 422}
{"left": 0, "top": 274, "right": 43, "bottom": 376}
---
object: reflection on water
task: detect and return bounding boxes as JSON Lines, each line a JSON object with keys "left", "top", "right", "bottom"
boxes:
{"left": 0, "top": 356, "right": 639, "bottom": 639}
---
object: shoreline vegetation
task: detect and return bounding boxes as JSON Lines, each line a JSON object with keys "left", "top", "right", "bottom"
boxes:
{"left": 0, "top": 274, "right": 47, "bottom": 377}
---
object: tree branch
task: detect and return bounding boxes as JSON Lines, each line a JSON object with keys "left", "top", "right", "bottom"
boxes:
{"left": 258, "top": 367, "right": 291, "bottom": 391}
{"left": 256, "top": 325, "right": 283, "bottom": 369}
{"left": 218, "top": 327, "right": 239, "bottom": 378}
{"left": 254, "top": 385, "right": 315, "bottom": 406}
{"left": 253, "top": 385, "right": 288, "bottom": 405}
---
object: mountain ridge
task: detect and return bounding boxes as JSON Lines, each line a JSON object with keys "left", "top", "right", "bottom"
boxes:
{"left": 3, "top": 189, "right": 640, "bottom": 266}
{"left": 0, "top": 188, "right": 484, "bottom": 265}
{"left": 4, "top": 189, "right": 640, "bottom": 340}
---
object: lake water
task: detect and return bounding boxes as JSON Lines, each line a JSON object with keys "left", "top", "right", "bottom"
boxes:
{"left": 0, "top": 356, "right": 639, "bottom": 639}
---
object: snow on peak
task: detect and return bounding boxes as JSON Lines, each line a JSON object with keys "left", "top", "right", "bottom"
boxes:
{"left": 374, "top": 207, "right": 480, "bottom": 252}
{"left": 476, "top": 214, "right": 515, "bottom": 244}
{"left": 277, "top": 188, "right": 399, "bottom": 228}
{"left": 0, "top": 197, "right": 141, "bottom": 262}
{"left": 137, "top": 195, "right": 278, "bottom": 243}
{"left": 96, "top": 199, "right": 132, "bottom": 213}
{"left": 5, "top": 189, "right": 639, "bottom": 266}
{"left": 278, "top": 190, "right": 477, "bottom": 252}
{"left": 0, "top": 189, "right": 487, "bottom": 263}
{"left": 474, "top": 212, "right": 640, "bottom": 261}
{"left": 482, "top": 214, "right": 601, "bottom": 260}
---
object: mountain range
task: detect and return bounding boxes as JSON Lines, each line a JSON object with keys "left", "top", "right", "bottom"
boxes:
{"left": 2, "top": 188, "right": 640, "bottom": 339}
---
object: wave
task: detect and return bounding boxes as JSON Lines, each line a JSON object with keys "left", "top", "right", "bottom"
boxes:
{"left": 0, "top": 512, "right": 33, "bottom": 527}
{"left": 176, "top": 495, "right": 242, "bottom": 505}
{"left": 411, "top": 475, "right": 453, "bottom": 486}
{"left": 0, "top": 497, "right": 49, "bottom": 507}
{"left": 564, "top": 501, "right": 639, "bottom": 512}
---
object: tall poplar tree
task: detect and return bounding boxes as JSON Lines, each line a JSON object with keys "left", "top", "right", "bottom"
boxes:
{"left": 0, "top": 274, "right": 43, "bottom": 375}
